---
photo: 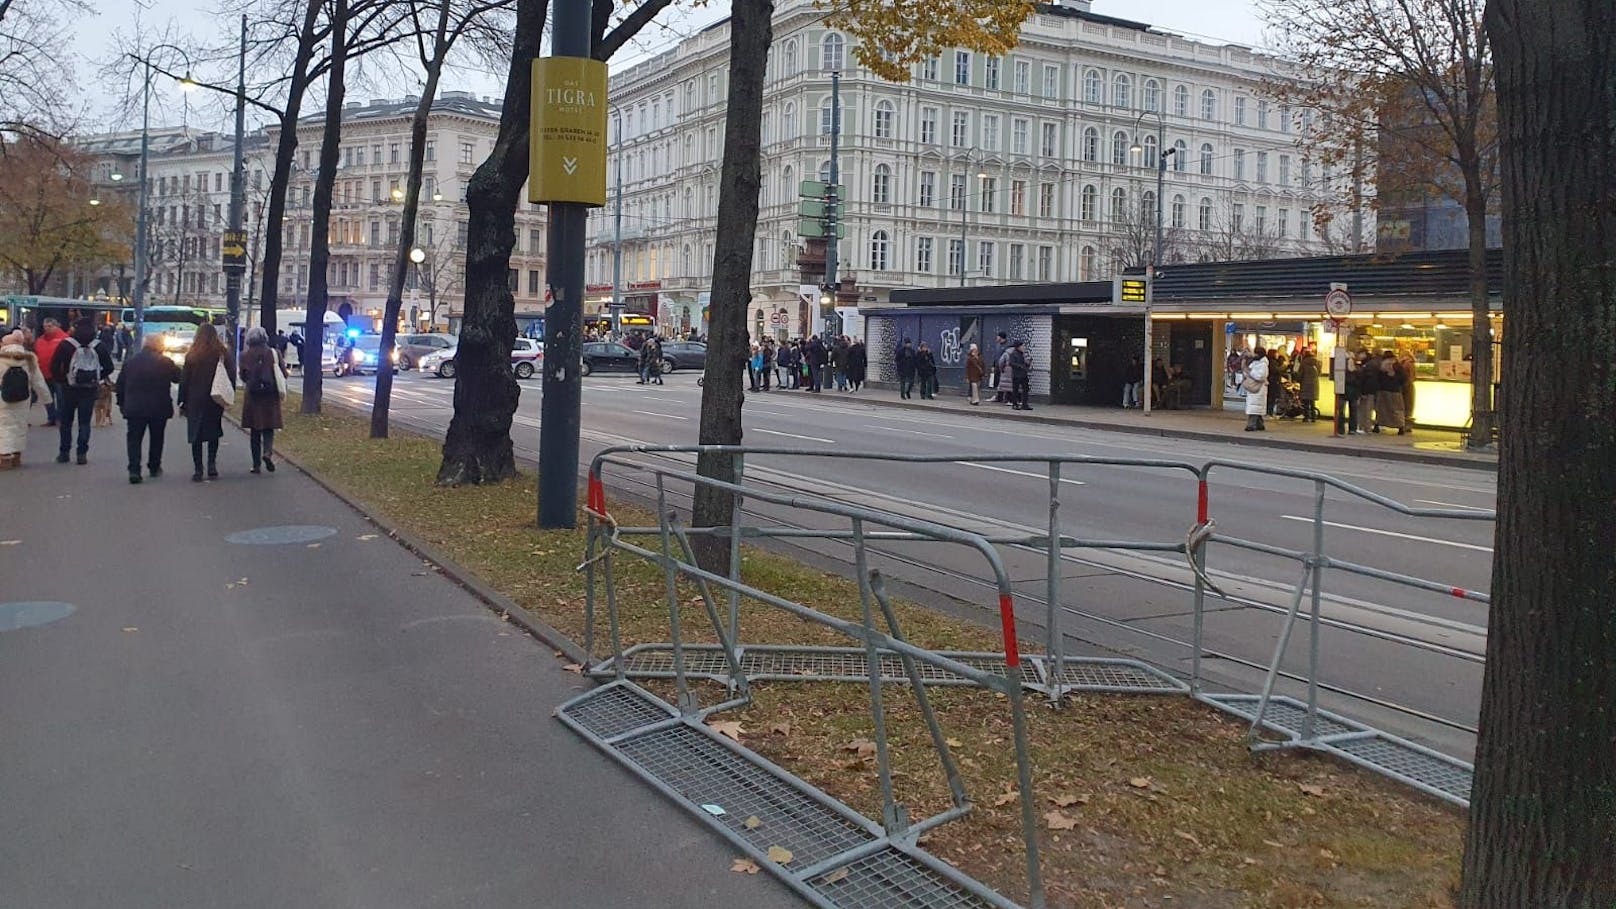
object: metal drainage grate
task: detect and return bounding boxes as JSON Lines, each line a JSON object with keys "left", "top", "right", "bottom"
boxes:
{"left": 1203, "top": 695, "right": 1360, "bottom": 739}
{"left": 1041, "top": 659, "right": 1188, "bottom": 694}
{"left": 1329, "top": 734, "right": 1473, "bottom": 804}
{"left": 558, "top": 682, "right": 676, "bottom": 741}
{"left": 811, "top": 847, "right": 999, "bottom": 909}
{"left": 616, "top": 723, "right": 877, "bottom": 869}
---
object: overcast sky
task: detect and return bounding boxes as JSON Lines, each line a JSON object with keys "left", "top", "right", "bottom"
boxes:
{"left": 80, "top": 0, "right": 1270, "bottom": 132}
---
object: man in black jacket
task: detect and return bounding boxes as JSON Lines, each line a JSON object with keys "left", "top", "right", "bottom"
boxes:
{"left": 115, "top": 333, "right": 183, "bottom": 483}
{"left": 895, "top": 339, "right": 918, "bottom": 399}
{"left": 49, "top": 317, "right": 115, "bottom": 465}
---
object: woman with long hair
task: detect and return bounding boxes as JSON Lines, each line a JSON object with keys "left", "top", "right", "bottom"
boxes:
{"left": 178, "top": 322, "right": 236, "bottom": 482}
{"left": 238, "top": 326, "right": 286, "bottom": 474}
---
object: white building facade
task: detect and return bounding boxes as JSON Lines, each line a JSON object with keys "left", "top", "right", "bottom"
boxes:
{"left": 591, "top": 0, "right": 1351, "bottom": 340}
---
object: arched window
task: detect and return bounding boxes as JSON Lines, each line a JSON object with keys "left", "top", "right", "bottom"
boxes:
{"left": 1198, "top": 197, "right": 1213, "bottom": 231}
{"left": 760, "top": 112, "right": 772, "bottom": 146}
{"left": 783, "top": 39, "right": 799, "bottom": 77}
{"left": 1110, "top": 186, "right": 1127, "bottom": 222}
{"left": 780, "top": 165, "right": 794, "bottom": 202}
{"left": 782, "top": 101, "right": 798, "bottom": 139}
{"left": 683, "top": 186, "right": 693, "bottom": 216}
{"left": 821, "top": 33, "right": 845, "bottom": 72}
{"left": 1082, "top": 127, "right": 1099, "bottom": 162}
{"left": 1111, "top": 130, "right": 1129, "bottom": 165}
{"left": 1173, "top": 84, "right": 1189, "bottom": 117}
{"left": 1141, "top": 189, "right": 1157, "bottom": 223}
{"left": 1199, "top": 142, "right": 1214, "bottom": 175}
{"left": 1083, "top": 69, "right": 1102, "bottom": 104}
{"left": 1171, "top": 193, "right": 1186, "bottom": 229}
{"left": 1200, "top": 88, "right": 1216, "bottom": 121}
{"left": 870, "top": 229, "right": 889, "bottom": 270}
{"left": 1080, "top": 245, "right": 1097, "bottom": 280}
{"left": 872, "top": 164, "right": 891, "bottom": 203}
{"left": 1113, "top": 74, "right": 1132, "bottom": 109}
{"left": 1172, "top": 139, "right": 1187, "bottom": 171}
{"left": 1080, "top": 184, "right": 1097, "bottom": 221}
{"left": 683, "top": 243, "right": 692, "bottom": 274}
{"left": 1143, "top": 79, "right": 1161, "bottom": 113}
{"left": 873, "top": 100, "right": 894, "bottom": 139}
{"left": 818, "top": 160, "right": 832, "bottom": 183}
{"left": 1142, "top": 134, "right": 1159, "bottom": 169}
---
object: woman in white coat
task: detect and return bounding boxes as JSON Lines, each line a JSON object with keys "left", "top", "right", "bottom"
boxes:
{"left": 0, "top": 330, "right": 54, "bottom": 468}
{"left": 1243, "top": 346, "right": 1270, "bottom": 432}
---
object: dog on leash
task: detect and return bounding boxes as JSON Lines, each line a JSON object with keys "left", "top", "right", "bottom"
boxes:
{"left": 93, "top": 382, "right": 115, "bottom": 427}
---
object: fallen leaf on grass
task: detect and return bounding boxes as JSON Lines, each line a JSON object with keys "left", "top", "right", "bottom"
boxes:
{"left": 1128, "top": 777, "right": 1152, "bottom": 789}
{"left": 708, "top": 720, "right": 745, "bottom": 742}
{"left": 1048, "top": 792, "right": 1088, "bottom": 808}
{"left": 1044, "top": 811, "right": 1079, "bottom": 831}
{"left": 820, "top": 867, "right": 850, "bottom": 884}
{"left": 1298, "top": 783, "right": 1327, "bottom": 798}
{"left": 944, "top": 737, "right": 963, "bottom": 748}
{"left": 743, "top": 815, "right": 761, "bottom": 830}
{"left": 1174, "top": 830, "right": 1202, "bottom": 846}
{"left": 769, "top": 721, "right": 792, "bottom": 736}
{"left": 730, "top": 858, "right": 760, "bottom": 875}
{"left": 992, "top": 790, "right": 1019, "bottom": 807}
{"left": 842, "top": 738, "right": 877, "bottom": 758}
{"left": 1262, "top": 839, "right": 1287, "bottom": 849}
{"left": 767, "top": 845, "right": 794, "bottom": 865}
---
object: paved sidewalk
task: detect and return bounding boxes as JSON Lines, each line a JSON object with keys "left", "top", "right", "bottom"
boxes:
{"left": 0, "top": 420, "right": 799, "bottom": 909}
{"left": 848, "top": 382, "right": 1496, "bottom": 470}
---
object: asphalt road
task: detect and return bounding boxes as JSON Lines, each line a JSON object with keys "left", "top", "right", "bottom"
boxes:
{"left": 321, "top": 369, "right": 1496, "bottom": 759}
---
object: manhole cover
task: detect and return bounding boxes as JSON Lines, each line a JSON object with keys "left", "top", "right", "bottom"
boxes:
{"left": 0, "top": 601, "right": 76, "bottom": 631}
{"left": 225, "top": 525, "right": 339, "bottom": 545}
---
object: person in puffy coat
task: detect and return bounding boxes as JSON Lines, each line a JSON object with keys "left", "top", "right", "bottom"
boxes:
{"left": 0, "top": 330, "right": 52, "bottom": 468}
{"left": 115, "top": 332, "right": 181, "bottom": 483}
{"left": 964, "top": 344, "right": 985, "bottom": 405}
{"left": 1243, "top": 346, "right": 1270, "bottom": 432}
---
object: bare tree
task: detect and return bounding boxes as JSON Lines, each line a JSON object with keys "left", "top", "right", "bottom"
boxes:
{"left": 0, "top": 0, "right": 92, "bottom": 136}
{"left": 1195, "top": 204, "right": 1286, "bottom": 262}
{"left": 1107, "top": 194, "right": 1189, "bottom": 271}
{"left": 1262, "top": 0, "right": 1499, "bottom": 448}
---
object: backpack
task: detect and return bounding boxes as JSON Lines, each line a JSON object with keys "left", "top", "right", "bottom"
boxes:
{"left": 1, "top": 364, "right": 29, "bottom": 403}
{"left": 246, "top": 352, "right": 279, "bottom": 396}
{"left": 66, "top": 339, "right": 101, "bottom": 389}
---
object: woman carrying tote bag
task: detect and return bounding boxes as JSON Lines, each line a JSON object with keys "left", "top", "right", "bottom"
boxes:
{"left": 238, "top": 326, "right": 287, "bottom": 474}
{"left": 178, "top": 322, "right": 237, "bottom": 482}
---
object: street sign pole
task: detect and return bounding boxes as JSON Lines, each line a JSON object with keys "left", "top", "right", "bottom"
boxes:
{"left": 223, "top": 13, "right": 248, "bottom": 350}
{"left": 823, "top": 70, "right": 841, "bottom": 339}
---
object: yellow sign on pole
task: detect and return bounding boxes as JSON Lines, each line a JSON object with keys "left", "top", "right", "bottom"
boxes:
{"left": 529, "top": 57, "right": 608, "bottom": 207}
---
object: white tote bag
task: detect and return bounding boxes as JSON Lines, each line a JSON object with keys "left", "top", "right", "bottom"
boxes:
{"left": 210, "top": 359, "right": 236, "bottom": 408}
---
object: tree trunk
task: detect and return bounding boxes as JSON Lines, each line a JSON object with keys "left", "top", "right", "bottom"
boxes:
{"left": 298, "top": 0, "right": 348, "bottom": 415}
{"left": 691, "top": 0, "right": 772, "bottom": 565}
{"left": 1460, "top": 2, "right": 1616, "bottom": 906}
{"left": 433, "top": 0, "right": 545, "bottom": 485}
{"left": 1463, "top": 156, "right": 1496, "bottom": 449}
{"left": 257, "top": 0, "right": 322, "bottom": 334}
{"left": 371, "top": 43, "right": 445, "bottom": 439}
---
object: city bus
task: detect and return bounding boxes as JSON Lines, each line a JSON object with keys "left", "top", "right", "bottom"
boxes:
{"left": 121, "top": 306, "right": 227, "bottom": 363}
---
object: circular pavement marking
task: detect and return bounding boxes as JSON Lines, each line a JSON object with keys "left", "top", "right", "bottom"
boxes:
{"left": 225, "top": 525, "right": 339, "bottom": 545}
{"left": 0, "top": 601, "right": 77, "bottom": 632}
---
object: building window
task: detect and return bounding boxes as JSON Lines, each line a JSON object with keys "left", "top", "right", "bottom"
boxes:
{"left": 1278, "top": 154, "right": 1291, "bottom": 186}
{"left": 1142, "top": 134, "right": 1159, "bottom": 169}
{"left": 1038, "top": 182, "right": 1055, "bottom": 218}
{"left": 1037, "top": 245, "right": 1053, "bottom": 281}
{"left": 873, "top": 100, "right": 894, "bottom": 139}
{"left": 1278, "top": 208, "right": 1289, "bottom": 237}
{"left": 1143, "top": 79, "right": 1161, "bottom": 112}
{"left": 1041, "top": 122, "right": 1057, "bottom": 157}
{"left": 1113, "top": 73, "right": 1132, "bottom": 109}
{"left": 920, "top": 106, "right": 938, "bottom": 144}
{"left": 1234, "top": 96, "right": 1247, "bottom": 126}
{"left": 1234, "top": 148, "right": 1247, "bottom": 181}
{"left": 919, "top": 170, "right": 936, "bottom": 207}
{"left": 1083, "top": 68, "right": 1102, "bottom": 103}
{"left": 1255, "top": 205, "right": 1267, "bottom": 234}
{"left": 1010, "top": 179, "right": 1026, "bottom": 216}
{"left": 1257, "top": 99, "right": 1269, "bottom": 130}
{"left": 1080, "top": 245, "right": 1096, "bottom": 280}
{"left": 1142, "top": 190, "right": 1157, "bottom": 224}
{"left": 1082, "top": 127, "right": 1098, "bottom": 162}
{"left": 1042, "top": 64, "right": 1059, "bottom": 99}
{"left": 1014, "top": 60, "right": 1030, "bottom": 94}
{"left": 1199, "top": 197, "right": 1213, "bottom": 231}
{"left": 459, "top": 142, "right": 474, "bottom": 164}
{"left": 978, "top": 241, "right": 994, "bottom": 277}
{"left": 1280, "top": 104, "right": 1292, "bottom": 134}
{"left": 951, "top": 111, "right": 969, "bottom": 146}
{"left": 1201, "top": 89, "right": 1217, "bottom": 121}
{"left": 1012, "top": 118, "right": 1029, "bottom": 155}
{"left": 947, "top": 238, "right": 964, "bottom": 276}
{"left": 1200, "top": 142, "right": 1214, "bottom": 175}
{"left": 1232, "top": 202, "right": 1245, "bottom": 231}
{"left": 527, "top": 270, "right": 541, "bottom": 294}
{"left": 1172, "top": 194, "right": 1186, "bottom": 229}
{"left": 1112, "top": 130, "right": 1129, "bottom": 165}
{"left": 949, "top": 173, "right": 966, "bottom": 210}
{"left": 980, "top": 176, "right": 996, "bottom": 213}
{"left": 984, "top": 56, "right": 1000, "bottom": 90}
{"left": 1256, "top": 151, "right": 1269, "bottom": 183}
{"left": 368, "top": 264, "right": 380, "bottom": 291}
{"left": 820, "top": 102, "right": 835, "bottom": 134}
{"left": 783, "top": 102, "right": 798, "bottom": 139}
{"left": 872, "top": 164, "right": 891, "bottom": 203}
{"left": 1009, "top": 243, "right": 1025, "bottom": 279}
{"left": 1301, "top": 159, "right": 1313, "bottom": 188}
{"left": 982, "top": 114, "right": 1000, "bottom": 150}
{"left": 1080, "top": 184, "right": 1097, "bottom": 221}
{"left": 955, "top": 51, "right": 971, "bottom": 85}
{"left": 1110, "top": 187, "right": 1126, "bottom": 222}
{"left": 821, "top": 33, "right": 844, "bottom": 71}
{"left": 530, "top": 229, "right": 542, "bottom": 254}
{"left": 921, "top": 55, "right": 938, "bottom": 81}
{"left": 370, "top": 220, "right": 380, "bottom": 246}
{"left": 916, "top": 236, "right": 934, "bottom": 273}
{"left": 1173, "top": 139, "right": 1188, "bottom": 172}
{"left": 783, "top": 39, "right": 799, "bottom": 77}
{"left": 1173, "top": 84, "right": 1189, "bottom": 117}
{"left": 388, "top": 143, "right": 399, "bottom": 164}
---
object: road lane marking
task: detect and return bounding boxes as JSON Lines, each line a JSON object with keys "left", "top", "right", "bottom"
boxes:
{"left": 1279, "top": 515, "right": 1493, "bottom": 552}
{"left": 753, "top": 428, "right": 835, "bottom": 444}
{"left": 632, "top": 410, "right": 689, "bottom": 420}
{"left": 961, "top": 462, "right": 1085, "bottom": 486}
{"left": 865, "top": 424, "right": 955, "bottom": 439}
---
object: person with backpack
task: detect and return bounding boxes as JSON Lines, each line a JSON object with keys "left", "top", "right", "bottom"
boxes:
{"left": 238, "top": 326, "right": 287, "bottom": 475}
{"left": 115, "top": 332, "right": 182, "bottom": 483}
{"left": 0, "top": 330, "right": 52, "bottom": 469}
{"left": 178, "top": 322, "right": 236, "bottom": 482}
{"left": 1007, "top": 339, "right": 1033, "bottom": 411}
{"left": 48, "top": 317, "right": 115, "bottom": 465}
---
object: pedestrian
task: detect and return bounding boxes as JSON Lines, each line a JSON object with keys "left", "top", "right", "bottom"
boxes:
{"left": 114, "top": 331, "right": 182, "bottom": 483}
{"left": 1151, "top": 357, "right": 1171, "bottom": 409}
{"left": 273, "top": 329, "right": 290, "bottom": 358}
{"left": 647, "top": 337, "right": 664, "bottom": 385}
{"left": 915, "top": 341, "right": 937, "bottom": 399}
{"left": 49, "top": 317, "right": 115, "bottom": 464}
{"left": 748, "top": 343, "right": 762, "bottom": 392}
{"left": 1355, "top": 350, "right": 1380, "bottom": 433}
{"left": 0, "top": 330, "right": 52, "bottom": 469}
{"left": 178, "top": 322, "right": 235, "bottom": 482}
{"left": 1122, "top": 355, "right": 1143, "bottom": 409}
{"left": 1397, "top": 350, "right": 1417, "bottom": 434}
{"left": 1007, "top": 339, "right": 1032, "bottom": 410}
{"left": 759, "top": 340, "right": 774, "bottom": 391}
{"left": 636, "top": 337, "right": 653, "bottom": 384}
{"left": 238, "top": 326, "right": 287, "bottom": 475}
{"left": 33, "top": 317, "right": 67, "bottom": 427}
{"left": 846, "top": 339, "right": 867, "bottom": 392}
{"left": 832, "top": 335, "right": 850, "bottom": 391}
{"left": 1297, "top": 348, "right": 1321, "bottom": 423}
{"left": 115, "top": 322, "right": 134, "bottom": 362}
{"left": 1377, "top": 350, "right": 1408, "bottom": 435}
{"left": 804, "top": 335, "right": 827, "bottom": 392}
{"left": 965, "top": 343, "right": 985, "bottom": 405}
{"left": 1242, "top": 345, "right": 1269, "bottom": 431}
{"left": 1265, "top": 350, "right": 1285, "bottom": 418}
{"left": 895, "top": 338, "right": 917, "bottom": 399}
{"left": 990, "top": 331, "right": 1009, "bottom": 402}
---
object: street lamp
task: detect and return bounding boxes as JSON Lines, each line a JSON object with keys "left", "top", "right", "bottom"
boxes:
{"left": 958, "top": 148, "right": 986, "bottom": 288}
{"left": 1130, "top": 111, "right": 1174, "bottom": 416}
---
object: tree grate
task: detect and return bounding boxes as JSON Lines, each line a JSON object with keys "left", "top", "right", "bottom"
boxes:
{"left": 1329, "top": 734, "right": 1473, "bottom": 802}
{"left": 811, "top": 847, "right": 998, "bottom": 909}
{"left": 558, "top": 682, "right": 676, "bottom": 740}
{"left": 616, "top": 723, "right": 877, "bottom": 868}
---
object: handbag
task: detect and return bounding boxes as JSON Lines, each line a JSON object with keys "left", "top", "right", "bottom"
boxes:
{"left": 210, "top": 359, "right": 236, "bottom": 408}
{"left": 1241, "top": 372, "right": 1264, "bottom": 394}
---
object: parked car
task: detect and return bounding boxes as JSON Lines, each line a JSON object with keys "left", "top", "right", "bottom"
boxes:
{"left": 579, "top": 341, "right": 641, "bottom": 376}
{"left": 394, "top": 333, "right": 457, "bottom": 370}
{"left": 657, "top": 341, "right": 706, "bottom": 373}
{"left": 420, "top": 345, "right": 457, "bottom": 378}
{"left": 420, "top": 340, "right": 544, "bottom": 379}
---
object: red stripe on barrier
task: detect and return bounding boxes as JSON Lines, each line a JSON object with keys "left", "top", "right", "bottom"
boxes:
{"left": 998, "top": 593, "right": 1021, "bottom": 668}
{"left": 1196, "top": 479, "right": 1209, "bottom": 525}
{"left": 1451, "top": 587, "right": 1467, "bottom": 598}
{"left": 587, "top": 472, "right": 605, "bottom": 514}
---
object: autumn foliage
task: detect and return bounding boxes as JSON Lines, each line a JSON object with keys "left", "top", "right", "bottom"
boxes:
{"left": 0, "top": 132, "right": 132, "bottom": 294}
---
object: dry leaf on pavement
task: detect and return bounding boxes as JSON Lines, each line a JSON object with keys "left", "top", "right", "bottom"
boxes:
{"left": 730, "top": 858, "right": 760, "bottom": 874}
{"left": 121, "top": 627, "right": 138, "bottom": 633}
{"left": 821, "top": 867, "right": 850, "bottom": 884}
{"left": 561, "top": 663, "right": 584, "bottom": 674}
{"left": 1044, "top": 811, "right": 1080, "bottom": 831}
{"left": 708, "top": 720, "right": 745, "bottom": 741}
{"left": 743, "top": 815, "right": 761, "bottom": 830}
{"left": 767, "top": 845, "right": 794, "bottom": 864}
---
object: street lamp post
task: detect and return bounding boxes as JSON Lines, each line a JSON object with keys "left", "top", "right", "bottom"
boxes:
{"left": 1130, "top": 112, "right": 1173, "bottom": 416}
{"left": 610, "top": 108, "right": 624, "bottom": 334}
{"left": 958, "top": 148, "right": 985, "bottom": 288}
{"left": 128, "top": 43, "right": 196, "bottom": 345}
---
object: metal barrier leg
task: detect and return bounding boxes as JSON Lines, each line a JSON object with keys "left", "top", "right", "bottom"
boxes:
{"left": 655, "top": 475, "right": 694, "bottom": 714}
{"left": 726, "top": 452, "right": 745, "bottom": 654}
{"left": 1250, "top": 566, "right": 1313, "bottom": 743}
{"left": 604, "top": 549, "right": 625, "bottom": 681}
{"left": 1191, "top": 475, "right": 1210, "bottom": 696}
{"left": 851, "top": 518, "right": 905, "bottom": 836}
{"left": 1045, "top": 461, "right": 1065, "bottom": 703}
{"left": 1304, "top": 480, "right": 1327, "bottom": 740}
{"left": 670, "top": 520, "right": 751, "bottom": 700}
{"left": 869, "top": 571, "right": 969, "bottom": 810}
{"left": 1006, "top": 678, "right": 1047, "bottom": 909}
{"left": 582, "top": 519, "right": 598, "bottom": 666}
